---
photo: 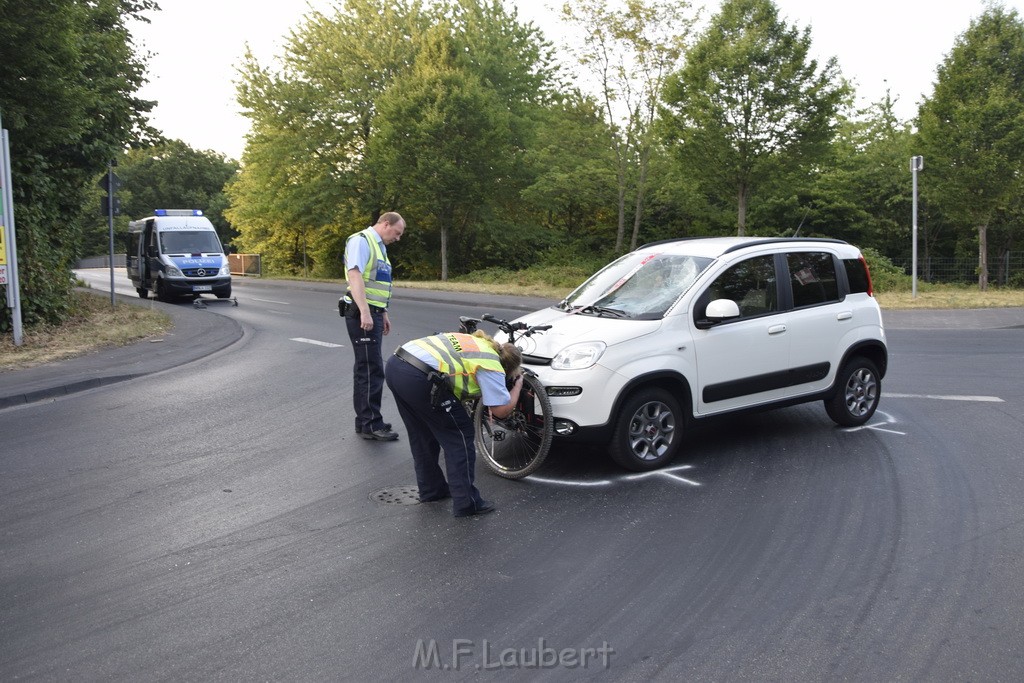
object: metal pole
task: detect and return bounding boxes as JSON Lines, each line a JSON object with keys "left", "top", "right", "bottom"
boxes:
{"left": 1, "top": 122, "right": 24, "bottom": 346}
{"left": 107, "top": 161, "right": 115, "bottom": 308}
{"left": 911, "top": 156, "right": 922, "bottom": 299}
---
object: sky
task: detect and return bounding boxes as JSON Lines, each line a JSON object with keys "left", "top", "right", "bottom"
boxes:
{"left": 129, "top": 0, "right": 1023, "bottom": 161}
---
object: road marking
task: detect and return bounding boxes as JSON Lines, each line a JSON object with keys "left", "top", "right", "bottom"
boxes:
{"left": 887, "top": 392, "right": 1004, "bottom": 403}
{"left": 251, "top": 297, "right": 290, "bottom": 305}
{"left": 529, "top": 464, "right": 700, "bottom": 488}
{"left": 290, "top": 337, "right": 343, "bottom": 348}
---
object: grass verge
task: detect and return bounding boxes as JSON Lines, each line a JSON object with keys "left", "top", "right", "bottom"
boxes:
{"left": 0, "top": 291, "right": 171, "bottom": 372}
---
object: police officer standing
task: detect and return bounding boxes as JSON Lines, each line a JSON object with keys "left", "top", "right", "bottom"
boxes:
{"left": 341, "top": 212, "right": 405, "bottom": 441}
{"left": 385, "top": 330, "right": 524, "bottom": 517}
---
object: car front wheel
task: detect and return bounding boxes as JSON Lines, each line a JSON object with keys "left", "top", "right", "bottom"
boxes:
{"left": 825, "top": 357, "right": 881, "bottom": 427}
{"left": 608, "top": 387, "right": 683, "bottom": 471}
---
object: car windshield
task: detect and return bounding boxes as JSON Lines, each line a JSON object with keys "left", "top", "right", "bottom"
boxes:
{"left": 160, "top": 230, "right": 223, "bottom": 254}
{"left": 557, "top": 252, "right": 713, "bottom": 319}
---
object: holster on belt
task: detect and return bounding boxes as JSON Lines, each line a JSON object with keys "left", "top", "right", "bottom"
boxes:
{"left": 396, "top": 347, "right": 453, "bottom": 409}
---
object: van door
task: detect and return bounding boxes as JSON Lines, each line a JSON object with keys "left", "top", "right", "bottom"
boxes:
{"left": 143, "top": 220, "right": 157, "bottom": 287}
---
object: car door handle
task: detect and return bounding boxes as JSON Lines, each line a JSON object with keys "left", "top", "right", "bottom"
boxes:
{"left": 837, "top": 311, "right": 853, "bottom": 321}
{"left": 768, "top": 324, "right": 787, "bottom": 335}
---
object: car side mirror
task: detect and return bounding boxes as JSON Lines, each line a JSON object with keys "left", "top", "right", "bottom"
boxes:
{"left": 696, "top": 298, "right": 741, "bottom": 329}
{"left": 706, "top": 298, "right": 740, "bottom": 320}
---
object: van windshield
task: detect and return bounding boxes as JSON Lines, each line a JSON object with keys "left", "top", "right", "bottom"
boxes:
{"left": 557, "top": 252, "right": 713, "bottom": 319}
{"left": 160, "top": 230, "right": 223, "bottom": 254}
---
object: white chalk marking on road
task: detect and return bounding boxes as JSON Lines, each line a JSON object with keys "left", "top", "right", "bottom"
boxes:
{"left": 886, "top": 392, "right": 1004, "bottom": 403}
{"left": 290, "top": 337, "right": 343, "bottom": 348}
{"left": 528, "top": 476, "right": 614, "bottom": 487}
{"left": 251, "top": 297, "right": 290, "bottom": 305}
{"left": 529, "top": 464, "right": 700, "bottom": 488}
{"left": 844, "top": 409, "right": 906, "bottom": 435}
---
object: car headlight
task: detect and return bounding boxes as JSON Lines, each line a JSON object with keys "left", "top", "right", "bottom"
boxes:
{"left": 551, "top": 341, "right": 607, "bottom": 370}
{"left": 165, "top": 265, "right": 183, "bottom": 277}
{"left": 219, "top": 264, "right": 231, "bottom": 276}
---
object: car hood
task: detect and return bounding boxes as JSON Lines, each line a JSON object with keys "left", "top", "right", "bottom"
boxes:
{"left": 503, "top": 307, "right": 662, "bottom": 358}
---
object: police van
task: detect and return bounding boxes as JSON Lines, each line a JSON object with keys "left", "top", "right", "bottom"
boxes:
{"left": 126, "top": 209, "right": 232, "bottom": 301}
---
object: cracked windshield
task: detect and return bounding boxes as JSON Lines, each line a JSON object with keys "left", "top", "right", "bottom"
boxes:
{"left": 559, "top": 252, "right": 713, "bottom": 319}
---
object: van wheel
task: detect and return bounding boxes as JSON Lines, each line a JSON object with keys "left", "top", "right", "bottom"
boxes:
{"left": 155, "top": 279, "right": 169, "bottom": 302}
{"left": 216, "top": 285, "right": 232, "bottom": 299}
{"left": 608, "top": 388, "right": 683, "bottom": 471}
{"left": 136, "top": 287, "right": 149, "bottom": 299}
{"left": 825, "top": 357, "right": 881, "bottom": 427}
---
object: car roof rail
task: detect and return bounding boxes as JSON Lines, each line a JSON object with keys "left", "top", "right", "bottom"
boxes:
{"left": 720, "top": 237, "right": 849, "bottom": 255}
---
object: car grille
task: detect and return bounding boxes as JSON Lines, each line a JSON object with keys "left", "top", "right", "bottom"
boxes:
{"left": 181, "top": 268, "right": 219, "bottom": 278}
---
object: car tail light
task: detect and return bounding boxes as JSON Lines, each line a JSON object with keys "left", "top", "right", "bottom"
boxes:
{"left": 860, "top": 255, "right": 874, "bottom": 297}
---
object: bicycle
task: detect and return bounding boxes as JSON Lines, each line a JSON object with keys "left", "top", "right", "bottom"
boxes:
{"left": 459, "top": 314, "right": 554, "bottom": 480}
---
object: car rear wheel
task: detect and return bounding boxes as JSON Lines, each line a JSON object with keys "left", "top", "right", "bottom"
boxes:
{"left": 825, "top": 356, "right": 881, "bottom": 427}
{"left": 608, "top": 387, "right": 683, "bottom": 471}
{"left": 136, "top": 287, "right": 148, "bottom": 299}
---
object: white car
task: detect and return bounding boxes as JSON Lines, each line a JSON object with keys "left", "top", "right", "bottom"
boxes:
{"left": 507, "top": 237, "right": 888, "bottom": 471}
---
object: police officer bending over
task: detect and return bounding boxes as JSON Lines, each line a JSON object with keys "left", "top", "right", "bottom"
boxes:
{"left": 385, "top": 330, "right": 524, "bottom": 517}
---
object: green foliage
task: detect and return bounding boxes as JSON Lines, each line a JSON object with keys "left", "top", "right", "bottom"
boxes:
{"left": 1, "top": 0, "right": 156, "bottom": 331}
{"left": 916, "top": 5, "right": 1024, "bottom": 289}
{"left": 661, "top": 0, "right": 850, "bottom": 236}
{"left": 860, "top": 247, "right": 910, "bottom": 293}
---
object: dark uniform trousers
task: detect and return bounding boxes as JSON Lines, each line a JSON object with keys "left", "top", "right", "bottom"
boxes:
{"left": 384, "top": 355, "right": 487, "bottom": 514}
{"left": 345, "top": 305, "right": 387, "bottom": 433}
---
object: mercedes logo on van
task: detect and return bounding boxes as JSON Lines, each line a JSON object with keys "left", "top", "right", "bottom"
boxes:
{"left": 196, "top": 268, "right": 206, "bottom": 276}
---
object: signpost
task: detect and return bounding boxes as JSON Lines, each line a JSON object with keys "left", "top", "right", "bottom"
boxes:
{"left": 1, "top": 111, "right": 23, "bottom": 346}
{"left": 99, "top": 163, "right": 121, "bottom": 308}
{"left": 911, "top": 156, "right": 924, "bottom": 299}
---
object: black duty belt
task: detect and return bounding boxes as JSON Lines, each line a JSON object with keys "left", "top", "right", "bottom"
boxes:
{"left": 395, "top": 346, "right": 436, "bottom": 376}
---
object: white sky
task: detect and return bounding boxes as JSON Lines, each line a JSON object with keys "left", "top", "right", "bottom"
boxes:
{"left": 130, "top": 0, "right": 1022, "bottom": 161}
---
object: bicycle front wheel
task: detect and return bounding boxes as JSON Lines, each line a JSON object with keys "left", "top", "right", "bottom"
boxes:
{"left": 474, "top": 373, "right": 554, "bottom": 479}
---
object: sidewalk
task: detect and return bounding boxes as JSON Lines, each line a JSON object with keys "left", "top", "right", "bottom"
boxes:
{"left": 0, "top": 291, "right": 244, "bottom": 409}
{"left": 2, "top": 278, "right": 1021, "bottom": 410}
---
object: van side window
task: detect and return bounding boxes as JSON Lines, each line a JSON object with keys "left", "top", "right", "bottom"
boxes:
{"left": 787, "top": 252, "right": 839, "bottom": 307}
{"left": 699, "top": 255, "right": 778, "bottom": 319}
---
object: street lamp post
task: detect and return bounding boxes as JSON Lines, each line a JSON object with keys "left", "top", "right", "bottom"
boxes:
{"left": 911, "top": 155, "right": 923, "bottom": 299}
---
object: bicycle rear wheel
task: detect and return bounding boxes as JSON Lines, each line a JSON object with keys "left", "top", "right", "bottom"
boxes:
{"left": 474, "top": 373, "right": 553, "bottom": 479}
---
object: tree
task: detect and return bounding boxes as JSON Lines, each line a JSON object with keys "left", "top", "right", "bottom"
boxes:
{"left": 661, "top": 0, "right": 848, "bottom": 236}
{"left": 917, "top": 4, "right": 1024, "bottom": 290}
{"left": 229, "top": 0, "right": 558, "bottom": 279}
{"left": 0, "top": 0, "right": 156, "bottom": 329}
{"left": 561, "top": 0, "right": 695, "bottom": 252}
{"left": 368, "top": 26, "right": 515, "bottom": 280}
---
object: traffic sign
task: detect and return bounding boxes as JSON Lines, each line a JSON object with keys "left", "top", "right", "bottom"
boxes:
{"left": 98, "top": 171, "right": 122, "bottom": 192}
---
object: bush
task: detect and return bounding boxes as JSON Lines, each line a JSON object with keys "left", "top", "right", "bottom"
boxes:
{"left": 860, "top": 247, "right": 911, "bottom": 293}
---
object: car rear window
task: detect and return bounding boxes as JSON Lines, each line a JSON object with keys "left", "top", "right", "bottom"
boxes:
{"left": 844, "top": 258, "right": 870, "bottom": 294}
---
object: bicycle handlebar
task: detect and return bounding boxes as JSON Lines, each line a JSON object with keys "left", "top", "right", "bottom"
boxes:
{"left": 475, "top": 313, "right": 551, "bottom": 338}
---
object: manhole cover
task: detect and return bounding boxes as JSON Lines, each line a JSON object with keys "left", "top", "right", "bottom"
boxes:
{"left": 370, "top": 485, "right": 421, "bottom": 505}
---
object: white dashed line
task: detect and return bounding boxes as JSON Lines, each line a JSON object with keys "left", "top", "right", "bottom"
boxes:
{"left": 290, "top": 337, "right": 343, "bottom": 348}
{"left": 251, "top": 297, "right": 290, "bottom": 305}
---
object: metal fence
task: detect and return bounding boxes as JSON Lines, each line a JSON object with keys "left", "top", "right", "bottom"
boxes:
{"left": 77, "top": 254, "right": 125, "bottom": 269}
{"left": 892, "top": 253, "right": 1024, "bottom": 286}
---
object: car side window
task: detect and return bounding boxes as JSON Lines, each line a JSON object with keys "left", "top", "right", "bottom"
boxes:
{"left": 699, "top": 255, "right": 778, "bottom": 319}
{"left": 787, "top": 252, "right": 839, "bottom": 307}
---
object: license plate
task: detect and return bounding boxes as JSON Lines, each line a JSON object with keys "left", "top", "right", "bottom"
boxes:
{"left": 192, "top": 285, "right": 212, "bottom": 292}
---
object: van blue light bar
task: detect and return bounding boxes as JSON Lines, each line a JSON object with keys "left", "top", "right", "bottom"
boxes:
{"left": 154, "top": 209, "right": 204, "bottom": 216}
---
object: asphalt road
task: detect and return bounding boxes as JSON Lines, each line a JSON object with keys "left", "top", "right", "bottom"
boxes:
{"left": 1, "top": 272, "right": 1022, "bottom": 680}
